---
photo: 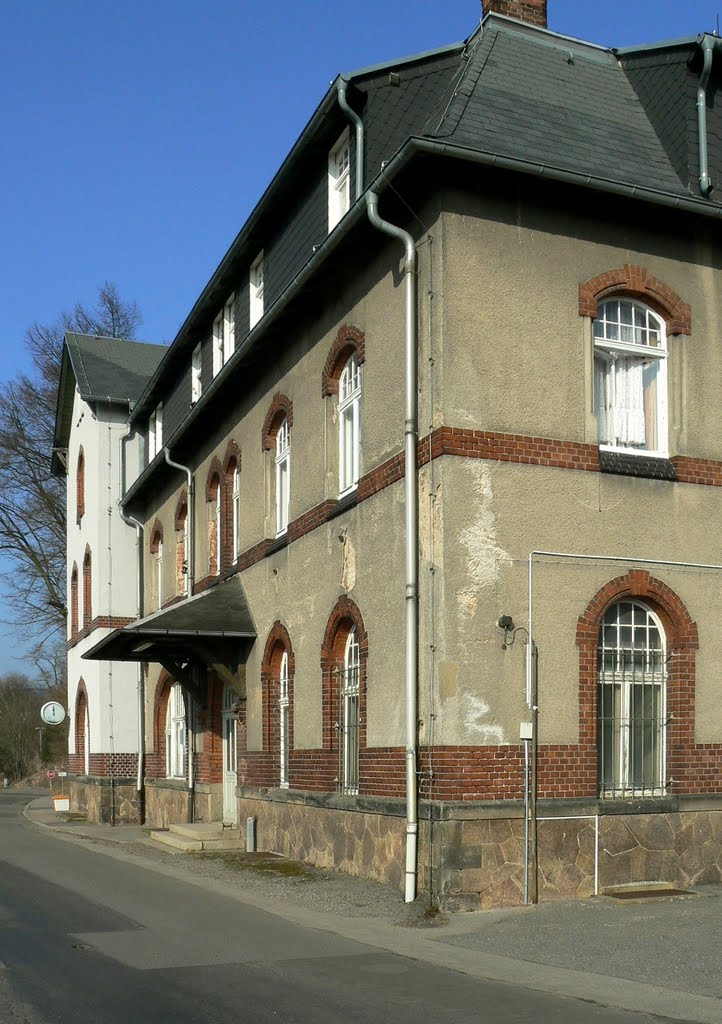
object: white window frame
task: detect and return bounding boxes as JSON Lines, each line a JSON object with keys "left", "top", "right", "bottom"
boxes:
{"left": 598, "top": 601, "right": 667, "bottom": 799}
{"left": 191, "top": 343, "right": 202, "bottom": 404}
{"left": 83, "top": 704, "right": 90, "bottom": 776}
{"left": 212, "top": 295, "right": 235, "bottom": 377}
{"left": 593, "top": 299, "right": 668, "bottom": 458}
{"left": 148, "top": 402, "right": 163, "bottom": 461}
{"left": 279, "top": 650, "right": 289, "bottom": 789}
{"left": 340, "top": 628, "right": 360, "bottom": 796}
{"left": 250, "top": 252, "right": 264, "bottom": 329}
{"left": 156, "top": 538, "right": 163, "bottom": 610}
{"left": 338, "top": 355, "right": 361, "bottom": 495}
{"left": 328, "top": 129, "right": 350, "bottom": 232}
{"left": 232, "top": 464, "right": 240, "bottom": 561}
{"left": 275, "top": 418, "right": 290, "bottom": 536}
{"left": 165, "top": 683, "right": 186, "bottom": 780}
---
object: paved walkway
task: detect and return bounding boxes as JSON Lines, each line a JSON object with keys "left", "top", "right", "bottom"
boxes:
{"left": 20, "top": 795, "right": 722, "bottom": 1024}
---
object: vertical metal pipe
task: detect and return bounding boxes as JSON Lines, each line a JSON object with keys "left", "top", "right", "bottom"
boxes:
{"left": 697, "top": 36, "right": 716, "bottom": 196}
{"left": 529, "top": 642, "right": 539, "bottom": 903}
{"left": 337, "top": 79, "right": 364, "bottom": 200}
{"left": 366, "top": 190, "right": 418, "bottom": 903}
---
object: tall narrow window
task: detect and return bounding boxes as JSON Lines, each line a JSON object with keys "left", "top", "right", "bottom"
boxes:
{"left": 279, "top": 650, "right": 289, "bottom": 789}
{"left": 338, "top": 354, "right": 361, "bottom": 495}
{"left": 340, "top": 628, "right": 360, "bottom": 795}
{"left": 594, "top": 299, "right": 667, "bottom": 456}
{"left": 275, "top": 417, "right": 290, "bottom": 536}
{"left": 70, "top": 564, "right": 78, "bottom": 639}
{"left": 148, "top": 402, "right": 163, "bottom": 461}
{"left": 232, "top": 463, "right": 240, "bottom": 560}
{"left": 598, "top": 601, "right": 666, "bottom": 798}
{"left": 82, "top": 549, "right": 92, "bottom": 628}
{"left": 156, "top": 538, "right": 163, "bottom": 610}
{"left": 165, "top": 683, "right": 186, "bottom": 779}
{"left": 76, "top": 448, "right": 85, "bottom": 522}
{"left": 176, "top": 501, "right": 188, "bottom": 598}
{"left": 250, "top": 252, "right": 264, "bottom": 328}
{"left": 328, "top": 129, "right": 350, "bottom": 231}
{"left": 191, "top": 343, "right": 202, "bottom": 403}
{"left": 150, "top": 525, "right": 163, "bottom": 610}
{"left": 215, "top": 480, "right": 222, "bottom": 574}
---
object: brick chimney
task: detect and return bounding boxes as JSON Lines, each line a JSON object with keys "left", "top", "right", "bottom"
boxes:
{"left": 482, "top": 1, "right": 548, "bottom": 29}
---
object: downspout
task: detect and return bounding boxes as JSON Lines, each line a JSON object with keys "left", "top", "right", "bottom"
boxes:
{"left": 337, "top": 78, "right": 364, "bottom": 200}
{"left": 119, "top": 423, "right": 145, "bottom": 815}
{"left": 163, "top": 447, "right": 195, "bottom": 819}
{"left": 164, "top": 447, "right": 195, "bottom": 596}
{"left": 366, "top": 190, "right": 419, "bottom": 904}
{"left": 697, "top": 35, "right": 722, "bottom": 195}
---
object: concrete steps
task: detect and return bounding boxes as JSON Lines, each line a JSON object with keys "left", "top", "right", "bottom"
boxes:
{"left": 150, "top": 821, "right": 244, "bottom": 853}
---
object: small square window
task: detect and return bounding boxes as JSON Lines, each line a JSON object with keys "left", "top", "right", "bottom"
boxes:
{"left": 148, "top": 402, "right": 163, "bottom": 461}
{"left": 191, "top": 343, "right": 202, "bottom": 404}
{"left": 212, "top": 295, "right": 235, "bottom": 377}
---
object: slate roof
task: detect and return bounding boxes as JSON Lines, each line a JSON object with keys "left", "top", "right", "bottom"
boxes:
{"left": 420, "top": 18, "right": 689, "bottom": 199}
{"left": 52, "top": 333, "right": 166, "bottom": 475}
{"left": 65, "top": 332, "right": 166, "bottom": 404}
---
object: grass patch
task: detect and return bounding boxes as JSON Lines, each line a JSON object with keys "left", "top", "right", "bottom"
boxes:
{"left": 198, "top": 852, "right": 314, "bottom": 878}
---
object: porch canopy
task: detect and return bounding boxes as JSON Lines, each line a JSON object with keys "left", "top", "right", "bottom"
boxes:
{"left": 83, "top": 575, "right": 255, "bottom": 704}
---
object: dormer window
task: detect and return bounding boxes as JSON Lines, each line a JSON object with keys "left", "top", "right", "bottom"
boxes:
{"left": 328, "top": 129, "right": 350, "bottom": 232}
{"left": 212, "top": 295, "right": 235, "bottom": 377}
{"left": 191, "top": 343, "right": 202, "bottom": 404}
{"left": 148, "top": 402, "right": 163, "bottom": 461}
{"left": 250, "top": 253, "right": 264, "bottom": 329}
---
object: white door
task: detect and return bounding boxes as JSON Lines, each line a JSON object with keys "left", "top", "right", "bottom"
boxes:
{"left": 222, "top": 685, "right": 238, "bottom": 826}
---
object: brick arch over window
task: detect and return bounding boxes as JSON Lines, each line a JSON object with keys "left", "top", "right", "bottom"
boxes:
{"left": 578, "top": 265, "right": 692, "bottom": 335}
{"left": 70, "top": 563, "right": 79, "bottom": 639}
{"left": 82, "top": 547, "right": 92, "bottom": 627}
{"left": 149, "top": 520, "right": 163, "bottom": 555}
{"left": 73, "top": 681, "right": 88, "bottom": 773}
{"left": 174, "top": 491, "right": 188, "bottom": 597}
{"left": 150, "top": 669, "right": 174, "bottom": 778}
{"left": 261, "top": 395, "right": 293, "bottom": 451}
{"left": 223, "top": 438, "right": 241, "bottom": 474}
{"left": 76, "top": 447, "right": 85, "bottom": 523}
{"left": 320, "top": 596, "right": 368, "bottom": 753}
{"left": 174, "top": 490, "right": 188, "bottom": 531}
{"left": 261, "top": 621, "right": 296, "bottom": 757}
{"left": 205, "top": 457, "right": 223, "bottom": 501}
{"left": 575, "top": 569, "right": 700, "bottom": 796}
{"left": 321, "top": 325, "right": 366, "bottom": 397}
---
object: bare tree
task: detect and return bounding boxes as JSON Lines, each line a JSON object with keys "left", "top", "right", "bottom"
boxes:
{"left": 0, "top": 284, "right": 142, "bottom": 663}
{"left": 0, "top": 673, "right": 42, "bottom": 780}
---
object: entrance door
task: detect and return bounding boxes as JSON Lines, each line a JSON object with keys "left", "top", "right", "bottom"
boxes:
{"left": 222, "top": 685, "right": 238, "bottom": 826}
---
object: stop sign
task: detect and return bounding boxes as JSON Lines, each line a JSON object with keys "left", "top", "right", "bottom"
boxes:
{"left": 46, "top": 770, "right": 56, "bottom": 780}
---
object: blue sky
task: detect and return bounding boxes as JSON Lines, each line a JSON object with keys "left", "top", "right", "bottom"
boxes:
{"left": 0, "top": 0, "right": 717, "bottom": 675}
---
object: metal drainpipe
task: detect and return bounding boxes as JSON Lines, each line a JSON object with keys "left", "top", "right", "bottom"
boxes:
{"left": 697, "top": 35, "right": 722, "bottom": 195}
{"left": 164, "top": 448, "right": 195, "bottom": 596}
{"left": 366, "top": 190, "right": 419, "bottom": 904}
{"left": 119, "top": 422, "right": 146, "bottom": 811}
{"left": 337, "top": 78, "right": 364, "bottom": 200}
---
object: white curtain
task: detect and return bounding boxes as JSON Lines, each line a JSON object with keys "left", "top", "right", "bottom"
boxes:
{"left": 615, "top": 358, "right": 646, "bottom": 447}
{"left": 594, "top": 357, "right": 611, "bottom": 444}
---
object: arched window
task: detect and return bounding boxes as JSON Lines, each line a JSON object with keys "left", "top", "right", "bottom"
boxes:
{"left": 82, "top": 549, "right": 92, "bottom": 628}
{"left": 340, "top": 628, "right": 360, "bottom": 794}
{"left": 149, "top": 523, "right": 163, "bottom": 610}
{"left": 338, "top": 354, "right": 361, "bottom": 495}
{"left": 598, "top": 600, "right": 666, "bottom": 798}
{"left": 275, "top": 417, "right": 290, "bottom": 536}
{"left": 232, "top": 463, "right": 240, "bottom": 559}
{"left": 221, "top": 442, "right": 241, "bottom": 570}
{"left": 76, "top": 447, "right": 85, "bottom": 522}
{"left": 593, "top": 299, "right": 667, "bottom": 456}
{"left": 70, "top": 563, "right": 78, "bottom": 639}
{"left": 75, "top": 685, "right": 89, "bottom": 776}
{"left": 206, "top": 465, "right": 221, "bottom": 576}
{"left": 261, "top": 622, "right": 295, "bottom": 790}
{"left": 175, "top": 495, "right": 188, "bottom": 598}
{"left": 165, "top": 683, "right": 186, "bottom": 779}
{"left": 279, "top": 650, "right": 290, "bottom": 788}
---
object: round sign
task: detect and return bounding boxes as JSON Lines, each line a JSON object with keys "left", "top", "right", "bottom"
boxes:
{"left": 40, "top": 702, "right": 66, "bottom": 726}
{"left": 46, "top": 769, "right": 56, "bottom": 780}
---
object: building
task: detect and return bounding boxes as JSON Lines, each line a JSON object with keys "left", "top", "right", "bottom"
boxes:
{"left": 53, "top": 332, "right": 165, "bottom": 823}
{"left": 65, "top": 0, "right": 722, "bottom": 907}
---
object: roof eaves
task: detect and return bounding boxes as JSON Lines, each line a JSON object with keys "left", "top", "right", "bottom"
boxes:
{"left": 340, "top": 39, "right": 466, "bottom": 82}
{"left": 615, "top": 34, "right": 703, "bottom": 56}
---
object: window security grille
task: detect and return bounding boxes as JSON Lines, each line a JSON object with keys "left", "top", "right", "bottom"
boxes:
{"left": 597, "top": 601, "right": 667, "bottom": 798}
{"left": 279, "top": 651, "right": 289, "bottom": 789}
{"left": 338, "top": 630, "right": 360, "bottom": 795}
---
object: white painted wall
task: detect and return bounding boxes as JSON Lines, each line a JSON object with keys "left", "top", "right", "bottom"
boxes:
{"left": 66, "top": 386, "right": 142, "bottom": 759}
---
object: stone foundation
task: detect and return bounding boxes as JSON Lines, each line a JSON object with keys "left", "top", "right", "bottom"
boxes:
{"left": 68, "top": 776, "right": 141, "bottom": 824}
{"left": 144, "top": 779, "right": 190, "bottom": 827}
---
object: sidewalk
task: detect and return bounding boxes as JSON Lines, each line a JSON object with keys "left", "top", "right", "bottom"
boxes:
{"left": 22, "top": 796, "right": 722, "bottom": 1024}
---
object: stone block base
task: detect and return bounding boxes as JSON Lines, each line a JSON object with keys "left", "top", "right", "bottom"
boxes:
{"left": 67, "top": 776, "right": 141, "bottom": 824}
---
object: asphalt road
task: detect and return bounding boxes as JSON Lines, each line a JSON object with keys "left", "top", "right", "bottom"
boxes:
{"left": 0, "top": 792, "right": 684, "bottom": 1023}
